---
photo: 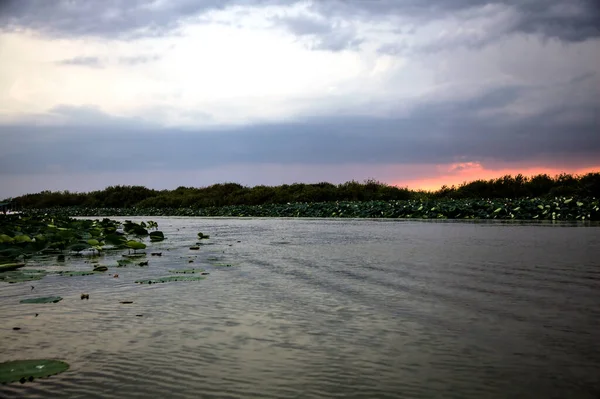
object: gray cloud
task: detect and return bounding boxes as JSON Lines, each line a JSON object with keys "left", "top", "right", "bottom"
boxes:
{"left": 0, "top": 0, "right": 281, "bottom": 38}
{"left": 311, "top": 0, "right": 600, "bottom": 43}
{"left": 273, "top": 14, "right": 363, "bottom": 51}
{"left": 1, "top": 80, "right": 598, "bottom": 176}
{"left": 1, "top": 0, "right": 597, "bottom": 45}
{"left": 57, "top": 56, "right": 104, "bottom": 67}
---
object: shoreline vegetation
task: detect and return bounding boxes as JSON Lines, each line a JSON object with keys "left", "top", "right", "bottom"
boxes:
{"left": 3, "top": 172, "right": 600, "bottom": 221}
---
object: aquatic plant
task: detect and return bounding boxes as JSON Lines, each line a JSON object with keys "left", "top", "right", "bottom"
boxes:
{"left": 23, "top": 196, "right": 599, "bottom": 221}
{"left": 168, "top": 268, "right": 205, "bottom": 274}
{"left": 20, "top": 296, "right": 62, "bottom": 304}
{"left": 56, "top": 270, "right": 101, "bottom": 277}
{"left": 149, "top": 231, "right": 165, "bottom": 241}
{"left": 117, "top": 259, "right": 132, "bottom": 266}
{"left": 135, "top": 275, "right": 206, "bottom": 284}
{"left": 0, "top": 359, "right": 70, "bottom": 384}
{"left": 0, "top": 263, "right": 25, "bottom": 272}
{"left": 0, "top": 269, "right": 47, "bottom": 283}
{"left": 126, "top": 240, "right": 147, "bottom": 252}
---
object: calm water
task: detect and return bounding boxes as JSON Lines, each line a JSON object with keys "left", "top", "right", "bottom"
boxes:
{"left": 1, "top": 218, "right": 599, "bottom": 399}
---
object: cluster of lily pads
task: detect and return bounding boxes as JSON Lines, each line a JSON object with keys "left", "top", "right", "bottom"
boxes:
{"left": 0, "top": 215, "right": 162, "bottom": 279}
{"left": 24, "top": 196, "right": 600, "bottom": 220}
{"left": 1, "top": 216, "right": 228, "bottom": 384}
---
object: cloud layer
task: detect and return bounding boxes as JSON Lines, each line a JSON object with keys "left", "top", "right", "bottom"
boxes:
{"left": 0, "top": 0, "right": 599, "bottom": 197}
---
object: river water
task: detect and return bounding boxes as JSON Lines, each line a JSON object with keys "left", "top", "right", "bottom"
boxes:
{"left": 1, "top": 218, "right": 599, "bottom": 398}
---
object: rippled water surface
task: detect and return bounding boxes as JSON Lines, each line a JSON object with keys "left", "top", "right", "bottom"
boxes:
{"left": 1, "top": 218, "right": 600, "bottom": 398}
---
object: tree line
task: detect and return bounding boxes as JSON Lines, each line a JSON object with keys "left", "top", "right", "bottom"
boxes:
{"left": 4, "top": 172, "right": 599, "bottom": 209}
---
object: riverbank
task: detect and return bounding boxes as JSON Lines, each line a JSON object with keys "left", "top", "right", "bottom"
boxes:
{"left": 23, "top": 196, "right": 600, "bottom": 221}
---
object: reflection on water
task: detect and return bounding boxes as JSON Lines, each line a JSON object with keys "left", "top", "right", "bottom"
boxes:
{"left": 1, "top": 218, "right": 599, "bottom": 398}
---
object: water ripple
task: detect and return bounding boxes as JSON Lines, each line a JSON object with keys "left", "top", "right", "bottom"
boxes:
{"left": 1, "top": 218, "right": 599, "bottom": 399}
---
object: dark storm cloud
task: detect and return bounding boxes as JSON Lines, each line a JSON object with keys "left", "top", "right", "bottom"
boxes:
{"left": 309, "top": 0, "right": 600, "bottom": 42}
{"left": 1, "top": 0, "right": 597, "bottom": 44}
{"left": 57, "top": 56, "right": 104, "bottom": 67}
{"left": 1, "top": 84, "right": 598, "bottom": 175}
{"left": 0, "top": 0, "right": 281, "bottom": 38}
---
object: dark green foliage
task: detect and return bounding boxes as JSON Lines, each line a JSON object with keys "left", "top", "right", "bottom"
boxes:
{"left": 0, "top": 269, "right": 47, "bottom": 283}
{"left": 4, "top": 173, "right": 599, "bottom": 221}
{"left": 0, "top": 359, "right": 69, "bottom": 384}
{"left": 4, "top": 173, "right": 599, "bottom": 212}
{"left": 149, "top": 231, "right": 165, "bottom": 241}
{"left": 0, "top": 263, "right": 25, "bottom": 272}
{"left": 432, "top": 173, "right": 600, "bottom": 200}
{"left": 21, "top": 197, "right": 599, "bottom": 221}
{"left": 20, "top": 296, "right": 62, "bottom": 304}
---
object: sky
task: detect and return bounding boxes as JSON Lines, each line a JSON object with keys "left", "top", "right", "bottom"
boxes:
{"left": 0, "top": 0, "right": 599, "bottom": 198}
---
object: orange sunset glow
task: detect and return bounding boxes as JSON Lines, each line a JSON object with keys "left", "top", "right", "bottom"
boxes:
{"left": 395, "top": 163, "right": 600, "bottom": 192}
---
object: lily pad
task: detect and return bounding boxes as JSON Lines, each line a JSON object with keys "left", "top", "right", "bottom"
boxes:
{"left": 126, "top": 240, "right": 146, "bottom": 251}
{"left": 168, "top": 268, "right": 205, "bottom": 274}
{"left": 135, "top": 275, "right": 206, "bottom": 284}
{"left": 0, "top": 263, "right": 26, "bottom": 272}
{"left": 104, "top": 234, "right": 127, "bottom": 246}
{"left": 189, "top": 246, "right": 200, "bottom": 250}
{"left": 20, "top": 296, "right": 62, "bottom": 304}
{"left": 86, "top": 239, "right": 101, "bottom": 246}
{"left": 117, "top": 259, "right": 132, "bottom": 267}
{"left": 92, "top": 266, "right": 108, "bottom": 272}
{"left": 69, "top": 243, "right": 90, "bottom": 253}
{"left": 0, "top": 270, "right": 47, "bottom": 283}
{"left": 0, "top": 359, "right": 70, "bottom": 384}
{"left": 210, "top": 262, "right": 239, "bottom": 267}
{"left": 56, "top": 270, "right": 100, "bottom": 277}
{"left": 149, "top": 231, "right": 165, "bottom": 241}
{"left": 13, "top": 235, "right": 32, "bottom": 244}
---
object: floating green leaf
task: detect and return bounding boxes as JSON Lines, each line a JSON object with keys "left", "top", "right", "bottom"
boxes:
{"left": 0, "top": 359, "right": 70, "bottom": 384}
{"left": 0, "top": 270, "right": 47, "bottom": 283}
{"left": 20, "top": 296, "right": 62, "bottom": 304}
{"left": 92, "top": 266, "right": 108, "bottom": 272}
{"left": 126, "top": 240, "right": 146, "bottom": 251}
{"left": 168, "top": 268, "right": 205, "bottom": 274}
{"left": 13, "top": 235, "right": 32, "bottom": 244}
{"left": 149, "top": 231, "right": 165, "bottom": 241}
{"left": 104, "top": 234, "right": 127, "bottom": 246}
{"left": 135, "top": 275, "right": 206, "bottom": 284}
{"left": 0, "top": 234, "right": 14, "bottom": 244}
{"left": 0, "top": 263, "right": 25, "bottom": 272}
{"left": 69, "top": 243, "right": 89, "bottom": 253}
{"left": 56, "top": 270, "right": 100, "bottom": 277}
{"left": 117, "top": 259, "right": 132, "bottom": 266}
